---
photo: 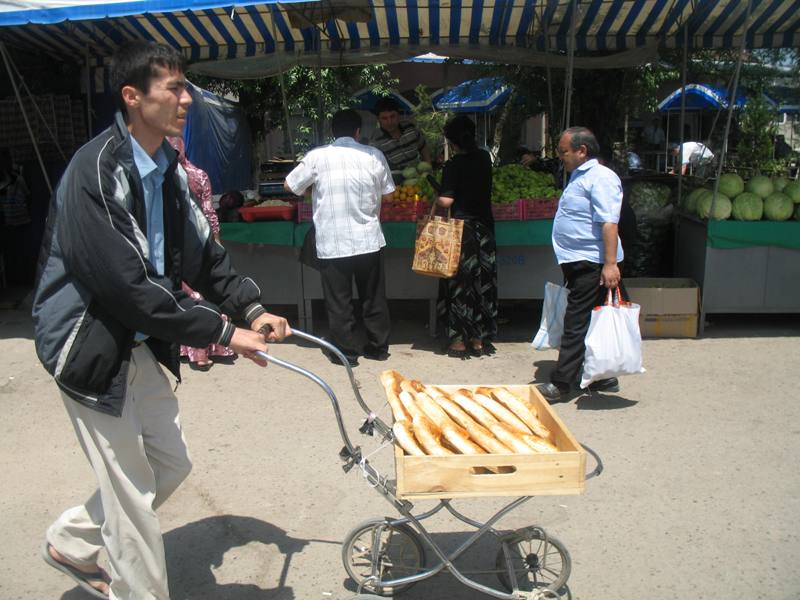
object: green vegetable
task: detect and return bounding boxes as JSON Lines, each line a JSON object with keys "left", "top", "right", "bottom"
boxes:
{"left": 402, "top": 166, "right": 418, "bottom": 180}
{"left": 772, "top": 176, "right": 789, "bottom": 192}
{"left": 402, "top": 177, "right": 418, "bottom": 187}
{"left": 731, "top": 192, "right": 763, "bottom": 221}
{"left": 416, "top": 161, "right": 432, "bottom": 173}
{"left": 744, "top": 175, "right": 774, "bottom": 199}
{"left": 783, "top": 182, "right": 800, "bottom": 203}
{"left": 687, "top": 188, "right": 711, "bottom": 214}
{"left": 696, "top": 192, "right": 731, "bottom": 220}
{"left": 491, "top": 164, "right": 558, "bottom": 203}
{"left": 718, "top": 173, "right": 744, "bottom": 198}
{"left": 763, "top": 192, "right": 794, "bottom": 221}
{"left": 627, "top": 182, "right": 672, "bottom": 214}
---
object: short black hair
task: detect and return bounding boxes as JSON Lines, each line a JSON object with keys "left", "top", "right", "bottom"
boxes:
{"left": 561, "top": 126, "right": 599, "bottom": 158}
{"left": 331, "top": 109, "right": 362, "bottom": 138}
{"left": 110, "top": 41, "right": 187, "bottom": 116}
{"left": 444, "top": 115, "right": 477, "bottom": 152}
{"left": 374, "top": 97, "right": 401, "bottom": 115}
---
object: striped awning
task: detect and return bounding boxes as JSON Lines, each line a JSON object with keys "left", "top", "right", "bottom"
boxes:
{"left": 1, "top": 1, "right": 798, "bottom": 83}
{"left": 657, "top": 83, "right": 747, "bottom": 112}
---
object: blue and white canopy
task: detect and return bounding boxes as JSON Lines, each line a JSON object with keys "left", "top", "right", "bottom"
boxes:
{"left": 435, "top": 78, "right": 511, "bottom": 114}
{"left": 657, "top": 83, "right": 747, "bottom": 112}
{"left": 1, "top": 1, "right": 799, "bottom": 81}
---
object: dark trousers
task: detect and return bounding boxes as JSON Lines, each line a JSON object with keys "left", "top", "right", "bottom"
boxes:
{"left": 319, "top": 249, "right": 390, "bottom": 358}
{"left": 551, "top": 260, "right": 626, "bottom": 388}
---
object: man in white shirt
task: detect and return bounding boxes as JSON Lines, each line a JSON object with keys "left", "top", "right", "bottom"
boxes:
{"left": 537, "top": 126, "right": 625, "bottom": 403}
{"left": 671, "top": 141, "right": 714, "bottom": 175}
{"left": 285, "top": 109, "right": 395, "bottom": 365}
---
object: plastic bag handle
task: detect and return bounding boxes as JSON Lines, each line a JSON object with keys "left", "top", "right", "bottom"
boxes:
{"left": 602, "top": 286, "right": 630, "bottom": 307}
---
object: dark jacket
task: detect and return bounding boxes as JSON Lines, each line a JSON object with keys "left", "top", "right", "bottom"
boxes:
{"left": 32, "top": 113, "right": 265, "bottom": 416}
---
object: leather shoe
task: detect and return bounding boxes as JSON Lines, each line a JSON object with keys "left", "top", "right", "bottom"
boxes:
{"left": 587, "top": 377, "right": 620, "bottom": 393}
{"left": 535, "top": 382, "right": 570, "bottom": 403}
{"left": 363, "top": 348, "right": 390, "bottom": 361}
{"left": 322, "top": 349, "right": 359, "bottom": 367}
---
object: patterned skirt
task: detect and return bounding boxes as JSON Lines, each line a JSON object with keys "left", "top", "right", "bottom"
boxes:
{"left": 437, "top": 219, "right": 498, "bottom": 344}
{"left": 180, "top": 282, "right": 235, "bottom": 362}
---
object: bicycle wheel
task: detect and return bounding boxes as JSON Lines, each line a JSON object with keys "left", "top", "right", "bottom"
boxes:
{"left": 342, "top": 518, "right": 425, "bottom": 596}
{"left": 496, "top": 528, "right": 571, "bottom": 593}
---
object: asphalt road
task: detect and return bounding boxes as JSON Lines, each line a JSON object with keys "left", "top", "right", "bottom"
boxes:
{"left": 2, "top": 304, "right": 799, "bottom": 600}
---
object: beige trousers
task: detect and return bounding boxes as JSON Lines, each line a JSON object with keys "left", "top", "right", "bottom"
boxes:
{"left": 47, "top": 345, "right": 192, "bottom": 600}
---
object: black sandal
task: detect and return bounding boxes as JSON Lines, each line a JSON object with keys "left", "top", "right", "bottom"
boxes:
{"left": 446, "top": 347, "right": 471, "bottom": 359}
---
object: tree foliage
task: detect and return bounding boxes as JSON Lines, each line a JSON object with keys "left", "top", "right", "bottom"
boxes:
{"left": 192, "top": 64, "right": 398, "bottom": 155}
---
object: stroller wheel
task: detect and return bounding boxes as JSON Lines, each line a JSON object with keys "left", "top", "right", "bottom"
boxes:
{"left": 496, "top": 527, "right": 571, "bottom": 594}
{"left": 342, "top": 518, "right": 425, "bottom": 596}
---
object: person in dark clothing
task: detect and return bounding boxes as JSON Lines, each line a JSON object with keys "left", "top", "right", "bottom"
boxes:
{"left": 435, "top": 115, "right": 498, "bottom": 358}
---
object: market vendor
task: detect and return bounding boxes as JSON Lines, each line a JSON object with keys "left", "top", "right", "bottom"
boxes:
{"left": 370, "top": 97, "right": 431, "bottom": 172}
{"left": 670, "top": 141, "right": 714, "bottom": 176}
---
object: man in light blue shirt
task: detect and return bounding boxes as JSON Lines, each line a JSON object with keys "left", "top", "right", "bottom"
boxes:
{"left": 537, "top": 126, "right": 625, "bottom": 403}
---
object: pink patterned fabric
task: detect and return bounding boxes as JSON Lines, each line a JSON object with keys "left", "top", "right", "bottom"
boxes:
{"left": 169, "top": 137, "right": 234, "bottom": 363}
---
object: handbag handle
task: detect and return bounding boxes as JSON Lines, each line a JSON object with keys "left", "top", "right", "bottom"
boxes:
{"left": 427, "top": 201, "right": 451, "bottom": 221}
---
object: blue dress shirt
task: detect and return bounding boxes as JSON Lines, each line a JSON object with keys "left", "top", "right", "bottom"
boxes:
{"left": 551, "top": 158, "right": 624, "bottom": 265}
{"left": 131, "top": 136, "right": 169, "bottom": 341}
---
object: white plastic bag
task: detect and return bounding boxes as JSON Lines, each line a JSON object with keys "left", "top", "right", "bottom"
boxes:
{"left": 580, "top": 291, "right": 645, "bottom": 388}
{"left": 532, "top": 282, "right": 569, "bottom": 351}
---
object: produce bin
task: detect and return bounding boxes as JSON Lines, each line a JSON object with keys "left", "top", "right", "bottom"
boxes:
{"left": 674, "top": 214, "right": 800, "bottom": 333}
{"left": 491, "top": 199, "right": 525, "bottom": 221}
{"left": 394, "top": 384, "right": 586, "bottom": 500}
{"left": 521, "top": 197, "right": 559, "bottom": 220}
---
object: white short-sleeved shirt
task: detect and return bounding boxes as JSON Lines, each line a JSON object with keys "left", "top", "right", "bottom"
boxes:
{"left": 285, "top": 137, "right": 395, "bottom": 259}
{"left": 551, "top": 159, "right": 624, "bottom": 265}
{"left": 679, "top": 142, "right": 714, "bottom": 165}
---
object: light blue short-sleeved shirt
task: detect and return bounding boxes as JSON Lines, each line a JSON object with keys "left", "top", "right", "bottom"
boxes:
{"left": 551, "top": 158, "right": 624, "bottom": 265}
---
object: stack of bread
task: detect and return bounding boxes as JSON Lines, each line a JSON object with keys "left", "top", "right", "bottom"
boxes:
{"left": 380, "top": 370, "right": 558, "bottom": 456}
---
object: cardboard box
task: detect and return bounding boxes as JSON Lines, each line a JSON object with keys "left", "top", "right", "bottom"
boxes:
{"left": 625, "top": 278, "right": 700, "bottom": 338}
{"left": 394, "top": 385, "right": 586, "bottom": 500}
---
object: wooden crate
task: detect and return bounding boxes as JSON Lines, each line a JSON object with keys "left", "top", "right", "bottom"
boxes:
{"left": 394, "top": 385, "right": 586, "bottom": 500}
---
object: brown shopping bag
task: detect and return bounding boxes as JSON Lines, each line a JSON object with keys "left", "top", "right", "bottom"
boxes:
{"left": 411, "top": 206, "right": 464, "bottom": 278}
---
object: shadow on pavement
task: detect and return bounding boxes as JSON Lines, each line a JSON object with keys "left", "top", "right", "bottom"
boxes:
{"left": 164, "top": 514, "right": 311, "bottom": 600}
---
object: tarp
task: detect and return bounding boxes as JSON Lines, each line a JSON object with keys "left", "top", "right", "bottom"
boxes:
{"left": 657, "top": 83, "right": 747, "bottom": 112}
{"left": 435, "top": 77, "right": 512, "bottom": 114}
{"left": 1, "top": 1, "right": 799, "bottom": 84}
{"left": 350, "top": 88, "right": 414, "bottom": 114}
{"left": 183, "top": 82, "right": 252, "bottom": 193}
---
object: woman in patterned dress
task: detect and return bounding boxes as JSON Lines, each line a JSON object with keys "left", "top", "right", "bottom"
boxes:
{"left": 168, "top": 137, "right": 235, "bottom": 370}
{"left": 435, "top": 116, "right": 498, "bottom": 358}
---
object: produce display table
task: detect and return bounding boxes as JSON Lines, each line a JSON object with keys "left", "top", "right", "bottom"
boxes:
{"left": 674, "top": 214, "right": 800, "bottom": 332}
{"left": 221, "top": 220, "right": 561, "bottom": 332}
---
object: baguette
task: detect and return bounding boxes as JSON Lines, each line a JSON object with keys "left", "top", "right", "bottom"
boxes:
{"left": 412, "top": 415, "right": 453, "bottom": 456}
{"left": 490, "top": 422, "right": 536, "bottom": 454}
{"left": 412, "top": 388, "right": 463, "bottom": 432}
{"left": 392, "top": 420, "right": 425, "bottom": 456}
{"left": 379, "top": 370, "right": 411, "bottom": 421}
{"left": 519, "top": 432, "right": 559, "bottom": 454}
{"left": 450, "top": 389, "right": 499, "bottom": 430}
{"left": 472, "top": 390, "right": 531, "bottom": 434}
{"left": 398, "top": 390, "right": 427, "bottom": 422}
{"left": 435, "top": 395, "right": 512, "bottom": 454}
{"left": 486, "top": 387, "right": 553, "bottom": 441}
{"left": 441, "top": 424, "right": 486, "bottom": 454}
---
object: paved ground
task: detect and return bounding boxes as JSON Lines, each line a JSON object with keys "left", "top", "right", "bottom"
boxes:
{"left": 1, "top": 300, "right": 799, "bottom": 600}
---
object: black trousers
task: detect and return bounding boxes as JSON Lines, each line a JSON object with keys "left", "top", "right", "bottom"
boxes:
{"left": 319, "top": 249, "right": 390, "bottom": 358}
{"left": 551, "top": 260, "right": 626, "bottom": 388}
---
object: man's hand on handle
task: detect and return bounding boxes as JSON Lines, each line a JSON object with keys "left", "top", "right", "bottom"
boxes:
{"left": 600, "top": 263, "right": 621, "bottom": 289}
{"left": 229, "top": 328, "right": 270, "bottom": 366}
{"left": 251, "top": 312, "right": 292, "bottom": 342}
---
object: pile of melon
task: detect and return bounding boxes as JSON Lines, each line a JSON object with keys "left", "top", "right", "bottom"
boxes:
{"left": 684, "top": 174, "right": 800, "bottom": 221}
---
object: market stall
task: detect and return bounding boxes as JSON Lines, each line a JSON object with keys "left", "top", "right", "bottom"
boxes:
{"left": 675, "top": 216, "right": 800, "bottom": 330}
{"left": 220, "top": 220, "right": 561, "bottom": 332}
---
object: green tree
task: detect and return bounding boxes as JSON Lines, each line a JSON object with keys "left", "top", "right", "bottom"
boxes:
{"left": 410, "top": 84, "right": 449, "bottom": 164}
{"left": 736, "top": 88, "right": 778, "bottom": 174}
{"left": 192, "top": 64, "right": 398, "bottom": 179}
